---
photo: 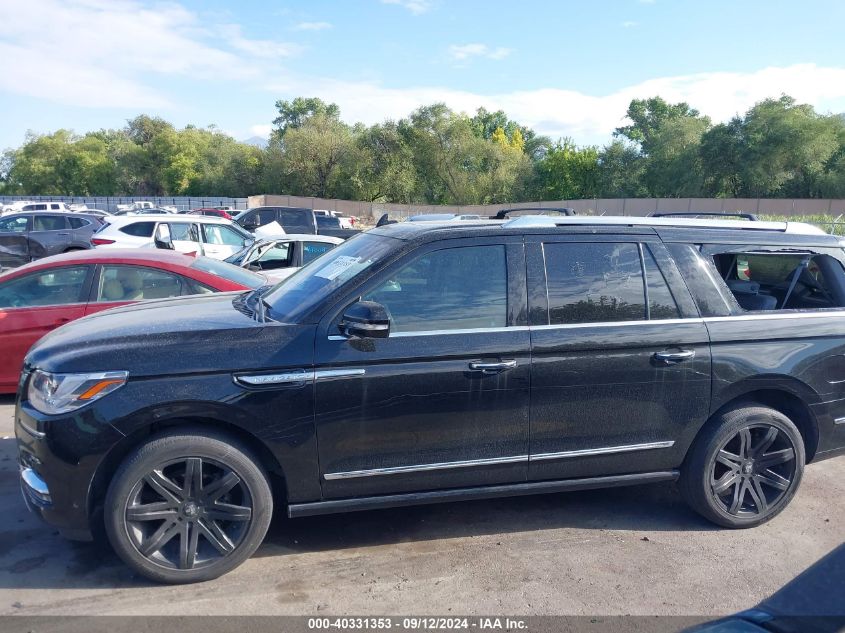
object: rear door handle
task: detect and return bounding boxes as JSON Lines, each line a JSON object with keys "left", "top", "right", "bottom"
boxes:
{"left": 469, "top": 360, "right": 517, "bottom": 374}
{"left": 653, "top": 349, "right": 695, "bottom": 365}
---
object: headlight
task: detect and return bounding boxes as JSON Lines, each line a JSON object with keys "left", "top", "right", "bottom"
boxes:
{"left": 27, "top": 370, "right": 128, "bottom": 415}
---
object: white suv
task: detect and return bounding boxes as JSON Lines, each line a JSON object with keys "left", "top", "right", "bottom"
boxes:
{"left": 91, "top": 214, "right": 253, "bottom": 260}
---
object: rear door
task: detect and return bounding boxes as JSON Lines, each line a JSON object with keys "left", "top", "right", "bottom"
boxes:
{"left": 169, "top": 221, "right": 203, "bottom": 256}
{"left": 201, "top": 224, "right": 249, "bottom": 260}
{"left": 29, "top": 215, "right": 72, "bottom": 257}
{"left": 0, "top": 265, "right": 92, "bottom": 391}
{"left": 526, "top": 233, "right": 711, "bottom": 481}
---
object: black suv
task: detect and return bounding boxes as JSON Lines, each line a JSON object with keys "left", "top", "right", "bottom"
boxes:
{"left": 15, "top": 216, "right": 845, "bottom": 583}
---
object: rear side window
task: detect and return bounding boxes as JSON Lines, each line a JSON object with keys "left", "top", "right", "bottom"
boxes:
{"left": 68, "top": 217, "right": 90, "bottom": 229}
{"left": 542, "top": 242, "right": 679, "bottom": 325}
{"left": 302, "top": 241, "right": 336, "bottom": 264}
{"left": 119, "top": 222, "right": 156, "bottom": 237}
{"left": 364, "top": 245, "right": 507, "bottom": 333}
{"left": 712, "top": 251, "right": 845, "bottom": 312}
{"left": 32, "top": 215, "right": 68, "bottom": 231}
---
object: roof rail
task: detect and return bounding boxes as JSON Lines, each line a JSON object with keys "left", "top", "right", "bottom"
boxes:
{"left": 491, "top": 207, "right": 576, "bottom": 220}
{"left": 501, "top": 215, "right": 827, "bottom": 235}
{"left": 650, "top": 211, "right": 759, "bottom": 221}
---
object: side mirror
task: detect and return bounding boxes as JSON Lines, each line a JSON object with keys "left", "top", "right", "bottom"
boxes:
{"left": 154, "top": 224, "right": 174, "bottom": 250}
{"left": 340, "top": 301, "right": 390, "bottom": 339}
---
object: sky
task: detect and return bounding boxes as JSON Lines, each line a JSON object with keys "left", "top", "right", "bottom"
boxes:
{"left": 2, "top": 0, "right": 845, "bottom": 150}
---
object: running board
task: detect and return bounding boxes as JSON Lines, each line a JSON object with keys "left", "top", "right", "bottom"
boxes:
{"left": 287, "top": 470, "right": 679, "bottom": 518}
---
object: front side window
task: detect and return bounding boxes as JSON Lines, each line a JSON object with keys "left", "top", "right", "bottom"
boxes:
{"left": 96, "top": 265, "right": 197, "bottom": 302}
{"left": 712, "top": 251, "right": 845, "bottom": 311}
{"left": 0, "top": 216, "right": 29, "bottom": 233}
{"left": 0, "top": 266, "right": 89, "bottom": 308}
{"left": 32, "top": 215, "right": 68, "bottom": 231}
{"left": 364, "top": 245, "right": 507, "bottom": 333}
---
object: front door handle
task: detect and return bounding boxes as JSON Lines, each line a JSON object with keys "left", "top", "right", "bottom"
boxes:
{"left": 469, "top": 360, "right": 517, "bottom": 374}
{"left": 653, "top": 349, "right": 695, "bottom": 365}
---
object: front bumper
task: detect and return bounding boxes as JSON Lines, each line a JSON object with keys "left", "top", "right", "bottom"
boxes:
{"left": 15, "top": 394, "right": 125, "bottom": 541}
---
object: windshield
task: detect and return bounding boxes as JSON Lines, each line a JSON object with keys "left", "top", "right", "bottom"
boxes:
{"left": 264, "top": 232, "right": 399, "bottom": 322}
{"left": 190, "top": 256, "right": 266, "bottom": 289}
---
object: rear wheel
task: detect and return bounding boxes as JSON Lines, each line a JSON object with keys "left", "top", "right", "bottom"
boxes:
{"left": 680, "top": 405, "right": 804, "bottom": 528}
{"left": 105, "top": 429, "right": 273, "bottom": 584}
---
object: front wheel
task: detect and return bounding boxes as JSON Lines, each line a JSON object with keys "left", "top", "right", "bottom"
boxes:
{"left": 105, "top": 429, "right": 273, "bottom": 584}
{"left": 680, "top": 405, "right": 804, "bottom": 528}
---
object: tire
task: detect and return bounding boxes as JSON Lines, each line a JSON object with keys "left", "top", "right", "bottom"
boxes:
{"left": 104, "top": 428, "right": 273, "bottom": 584}
{"left": 680, "top": 405, "right": 805, "bottom": 528}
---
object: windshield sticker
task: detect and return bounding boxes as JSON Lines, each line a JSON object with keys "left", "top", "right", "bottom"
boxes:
{"left": 315, "top": 255, "right": 362, "bottom": 280}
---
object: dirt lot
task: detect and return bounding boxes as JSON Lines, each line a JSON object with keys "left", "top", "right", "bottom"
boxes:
{"left": 0, "top": 394, "right": 842, "bottom": 617}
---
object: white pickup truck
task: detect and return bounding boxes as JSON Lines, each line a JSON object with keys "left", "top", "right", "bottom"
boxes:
{"left": 115, "top": 201, "right": 178, "bottom": 213}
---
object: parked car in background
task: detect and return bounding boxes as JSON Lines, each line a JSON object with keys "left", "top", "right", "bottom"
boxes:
{"left": 0, "top": 212, "right": 103, "bottom": 268}
{"left": 235, "top": 206, "right": 359, "bottom": 239}
{"left": 189, "top": 208, "right": 233, "bottom": 220}
{"left": 225, "top": 234, "right": 342, "bottom": 282}
{"left": 90, "top": 214, "right": 253, "bottom": 260}
{"left": 314, "top": 209, "right": 355, "bottom": 228}
{"left": 0, "top": 249, "right": 266, "bottom": 394}
{"left": 1, "top": 201, "right": 37, "bottom": 216}
{"left": 20, "top": 202, "right": 74, "bottom": 213}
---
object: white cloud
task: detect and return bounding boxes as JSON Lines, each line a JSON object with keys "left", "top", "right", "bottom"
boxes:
{"left": 264, "top": 64, "right": 845, "bottom": 145}
{"left": 622, "top": 21, "right": 639, "bottom": 28}
{"left": 250, "top": 124, "right": 274, "bottom": 137}
{"left": 449, "top": 43, "right": 513, "bottom": 62}
{"left": 0, "top": 0, "right": 298, "bottom": 108}
{"left": 294, "top": 21, "right": 333, "bottom": 31}
{"left": 381, "top": 0, "right": 433, "bottom": 15}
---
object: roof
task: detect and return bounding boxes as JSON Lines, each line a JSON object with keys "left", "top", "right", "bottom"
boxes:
{"left": 104, "top": 213, "right": 233, "bottom": 226}
{"left": 367, "top": 214, "right": 835, "bottom": 245}
{"left": 0, "top": 248, "right": 198, "bottom": 278}
{"left": 252, "top": 233, "right": 344, "bottom": 244}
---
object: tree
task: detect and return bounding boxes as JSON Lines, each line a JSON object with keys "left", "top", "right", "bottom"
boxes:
{"left": 272, "top": 97, "right": 340, "bottom": 140}
{"left": 642, "top": 116, "right": 710, "bottom": 197}
{"left": 597, "top": 140, "right": 647, "bottom": 198}
{"left": 277, "top": 114, "right": 353, "bottom": 198}
{"left": 615, "top": 97, "right": 703, "bottom": 155}
{"left": 533, "top": 139, "right": 600, "bottom": 200}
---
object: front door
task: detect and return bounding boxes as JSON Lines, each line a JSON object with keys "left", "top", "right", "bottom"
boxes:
{"left": 0, "top": 265, "right": 92, "bottom": 391}
{"left": 526, "top": 235, "right": 711, "bottom": 481}
{"left": 314, "top": 237, "right": 531, "bottom": 498}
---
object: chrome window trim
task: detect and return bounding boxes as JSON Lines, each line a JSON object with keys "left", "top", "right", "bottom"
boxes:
{"left": 530, "top": 441, "right": 675, "bottom": 462}
{"left": 329, "top": 326, "right": 529, "bottom": 340}
{"left": 703, "top": 310, "right": 845, "bottom": 323}
{"left": 529, "top": 318, "right": 701, "bottom": 331}
{"left": 834, "top": 416, "right": 845, "bottom": 425}
{"left": 324, "top": 455, "right": 528, "bottom": 480}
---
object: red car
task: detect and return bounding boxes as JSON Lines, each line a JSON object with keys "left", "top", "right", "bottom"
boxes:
{"left": 189, "top": 208, "right": 233, "bottom": 220}
{"left": 0, "top": 249, "right": 266, "bottom": 393}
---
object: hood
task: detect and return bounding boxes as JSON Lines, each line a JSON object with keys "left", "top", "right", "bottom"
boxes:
{"left": 26, "top": 292, "right": 316, "bottom": 376}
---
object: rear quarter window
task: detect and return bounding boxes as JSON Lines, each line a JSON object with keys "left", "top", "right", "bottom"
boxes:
{"left": 119, "top": 222, "right": 156, "bottom": 237}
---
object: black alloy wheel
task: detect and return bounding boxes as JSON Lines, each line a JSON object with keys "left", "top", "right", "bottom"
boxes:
{"left": 106, "top": 429, "right": 273, "bottom": 583}
{"left": 680, "top": 405, "right": 805, "bottom": 528}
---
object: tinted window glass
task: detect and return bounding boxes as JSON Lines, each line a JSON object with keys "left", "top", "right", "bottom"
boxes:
{"left": 189, "top": 257, "right": 266, "bottom": 289}
{"left": 33, "top": 215, "right": 67, "bottom": 231}
{"left": 119, "top": 222, "right": 156, "bottom": 237}
{"left": 0, "top": 266, "right": 88, "bottom": 308}
{"left": 302, "top": 241, "right": 336, "bottom": 264}
{"left": 68, "top": 217, "right": 90, "bottom": 229}
{"left": 24, "top": 204, "right": 47, "bottom": 211}
{"left": 643, "top": 248, "right": 680, "bottom": 319}
{"left": 543, "top": 242, "right": 645, "bottom": 324}
{"left": 0, "top": 216, "right": 29, "bottom": 233}
{"left": 97, "top": 265, "right": 191, "bottom": 302}
{"left": 364, "top": 245, "right": 507, "bottom": 333}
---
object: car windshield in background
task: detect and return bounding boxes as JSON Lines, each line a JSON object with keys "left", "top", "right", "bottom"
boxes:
{"left": 264, "top": 233, "right": 398, "bottom": 322}
{"left": 189, "top": 256, "right": 266, "bottom": 289}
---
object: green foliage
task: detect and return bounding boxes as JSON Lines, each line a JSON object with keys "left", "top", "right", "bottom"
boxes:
{"left": 7, "top": 93, "right": 845, "bottom": 205}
